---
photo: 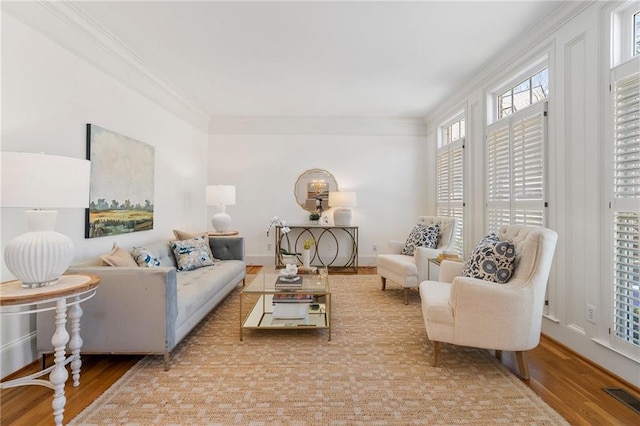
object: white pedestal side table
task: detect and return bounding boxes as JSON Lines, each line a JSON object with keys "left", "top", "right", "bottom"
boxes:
{"left": 0, "top": 274, "right": 100, "bottom": 426}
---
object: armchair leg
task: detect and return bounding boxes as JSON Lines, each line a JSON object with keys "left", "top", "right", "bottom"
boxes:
{"left": 495, "top": 350, "right": 502, "bottom": 360}
{"left": 404, "top": 287, "right": 410, "bottom": 305}
{"left": 432, "top": 341, "right": 441, "bottom": 367}
{"left": 515, "top": 351, "right": 530, "bottom": 380}
{"left": 381, "top": 276, "right": 386, "bottom": 291}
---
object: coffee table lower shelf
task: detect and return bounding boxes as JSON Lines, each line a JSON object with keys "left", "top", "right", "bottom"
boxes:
{"left": 240, "top": 294, "right": 331, "bottom": 341}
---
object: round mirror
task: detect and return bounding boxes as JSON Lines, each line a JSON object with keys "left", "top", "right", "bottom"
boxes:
{"left": 294, "top": 169, "right": 339, "bottom": 213}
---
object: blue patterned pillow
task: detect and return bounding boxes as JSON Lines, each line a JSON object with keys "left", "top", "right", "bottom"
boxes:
{"left": 170, "top": 234, "right": 215, "bottom": 271}
{"left": 461, "top": 233, "right": 516, "bottom": 283}
{"left": 401, "top": 223, "right": 440, "bottom": 256}
{"left": 131, "top": 247, "right": 161, "bottom": 267}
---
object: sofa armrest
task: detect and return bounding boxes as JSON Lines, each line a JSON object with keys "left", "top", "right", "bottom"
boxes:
{"left": 37, "top": 265, "right": 179, "bottom": 354}
{"left": 449, "top": 276, "right": 538, "bottom": 350}
{"left": 415, "top": 247, "right": 442, "bottom": 282}
{"left": 210, "top": 236, "right": 245, "bottom": 261}
{"left": 439, "top": 260, "right": 464, "bottom": 283}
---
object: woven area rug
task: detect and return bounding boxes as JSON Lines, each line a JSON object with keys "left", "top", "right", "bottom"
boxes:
{"left": 71, "top": 275, "right": 568, "bottom": 425}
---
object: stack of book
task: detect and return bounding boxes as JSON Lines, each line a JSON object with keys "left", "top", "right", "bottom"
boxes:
{"left": 272, "top": 293, "right": 313, "bottom": 319}
{"left": 436, "top": 252, "right": 463, "bottom": 262}
{"left": 275, "top": 275, "right": 303, "bottom": 289}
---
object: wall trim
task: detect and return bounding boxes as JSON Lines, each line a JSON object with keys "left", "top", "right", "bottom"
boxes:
{"left": 2, "top": 1, "right": 210, "bottom": 131}
{"left": 424, "top": 0, "right": 591, "bottom": 122}
{"left": 209, "top": 116, "right": 427, "bottom": 136}
{"left": 1, "top": 331, "right": 37, "bottom": 379}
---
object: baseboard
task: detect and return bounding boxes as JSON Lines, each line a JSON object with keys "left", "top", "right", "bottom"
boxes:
{"left": 1, "top": 331, "right": 37, "bottom": 379}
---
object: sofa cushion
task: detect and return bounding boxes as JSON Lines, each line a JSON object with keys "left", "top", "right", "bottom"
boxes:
{"left": 401, "top": 223, "right": 440, "bottom": 256}
{"left": 100, "top": 244, "right": 138, "bottom": 267}
{"left": 175, "top": 260, "right": 245, "bottom": 330}
{"left": 170, "top": 234, "right": 215, "bottom": 271}
{"left": 131, "top": 247, "right": 161, "bottom": 267}
{"left": 173, "top": 229, "right": 206, "bottom": 241}
{"left": 461, "top": 233, "right": 516, "bottom": 284}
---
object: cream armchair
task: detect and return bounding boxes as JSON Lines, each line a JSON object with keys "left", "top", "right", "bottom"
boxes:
{"left": 376, "top": 216, "right": 458, "bottom": 304}
{"left": 419, "top": 225, "right": 558, "bottom": 379}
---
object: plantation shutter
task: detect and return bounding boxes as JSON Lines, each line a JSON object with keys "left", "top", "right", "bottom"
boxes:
{"left": 436, "top": 137, "right": 464, "bottom": 255}
{"left": 611, "top": 58, "right": 640, "bottom": 356}
{"left": 513, "top": 105, "right": 546, "bottom": 227}
{"left": 486, "top": 123, "right": 511, "bottom": 233}
{"left": 486, "top": 102, "right": 547, "bottom": 233}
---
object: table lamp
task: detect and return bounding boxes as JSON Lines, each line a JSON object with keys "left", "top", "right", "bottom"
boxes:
{"left": 206, "top": 184, "right": 236, "bottom": 233}
{"left": 1, "top": 151, "right": 91, "bottom": 288}
{"left": 328, "top": 191, "right": 356, "bottom": 226}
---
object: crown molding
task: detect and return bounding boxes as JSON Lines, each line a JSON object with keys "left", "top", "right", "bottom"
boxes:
{"left": 3, "top": 1, "right": 210, "bottom": 131}
{"left": 209, "top": 116, "right": 427, "bottom": 136}
{"left": 423, "top": 0, "right": 594, "bottom": 123}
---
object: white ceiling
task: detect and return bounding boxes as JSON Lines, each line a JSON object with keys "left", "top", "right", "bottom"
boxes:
{"left": 67, "top": 1, "right": 564, "bottom": 118}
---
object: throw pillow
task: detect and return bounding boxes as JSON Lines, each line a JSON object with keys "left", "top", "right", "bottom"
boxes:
{"left": 173, "top": 229, "right": 222, "bottom": 261}
{"left": 170, "top": 234, "right": 215, "bottom": 271}
{"left": 100, "top": 243, "right": 138, "bottom": 267}
{"left": 461, "top": 233, "right": 516, "bottom": 284}
{"left": 131, "top": 247, "right": 161, "bottom": 267}
{"left": 173, "top": 229, "right": 206, "bottom": 241}
{"left": 401, "top": 223, "right": 440, "bottom": 256}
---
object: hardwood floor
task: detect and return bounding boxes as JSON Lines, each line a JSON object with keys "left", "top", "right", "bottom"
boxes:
{"left": 2, "top": 266, "right": 638, "bottom": 425}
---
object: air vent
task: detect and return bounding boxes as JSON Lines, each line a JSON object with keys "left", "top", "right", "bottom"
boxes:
{"left": 603, "top": 387, "right": 640, "bottom": 414}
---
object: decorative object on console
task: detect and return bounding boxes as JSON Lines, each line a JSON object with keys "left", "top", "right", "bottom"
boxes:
{"left": 207, "top": 184, "right": 236, "bottom": 233}
{"left": 302, "top": 239, "right": 315, "bottom": 268}
{"left": 328, "top": 191, "right": 357, "bottom": 226}
{"left": 309, "top": 212, "right": 321, "bottom": 223}
{"left": 85, "top": 124, "right": 154, "bottom": 238}
{"left": 266, "top": 216, "right": 290, "bottom": 236}
{"left": 294, "top": 169, "right": 339, "bottom": 213}
{"left": 1, "top": 151, "right": 90, "bottom": 288}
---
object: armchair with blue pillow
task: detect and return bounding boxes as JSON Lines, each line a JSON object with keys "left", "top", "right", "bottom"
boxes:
{"left": 376, "top": 216, "right": 458, "bottom": 304}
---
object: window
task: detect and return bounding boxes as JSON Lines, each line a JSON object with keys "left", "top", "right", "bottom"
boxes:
{"left": 610, "top": 61, "right": 640, "bottom": 356}
{"left": 613, "top": 2, "right": 640, "bottom": 66}
{"left": 487, "top": 63, "right": 548, "bottom": 233}
{"left": 437, "top": 115, "right": 465, "bottom": 254}
{"left": 497, "top": 68, "right": 548, "bottom": 119}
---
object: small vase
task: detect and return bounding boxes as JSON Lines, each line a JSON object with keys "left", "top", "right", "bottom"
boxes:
{"left": 302, "top": 249, "right": 311, "bottom": 268}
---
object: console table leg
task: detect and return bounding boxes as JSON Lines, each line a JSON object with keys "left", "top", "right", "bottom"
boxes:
{"left": 68, "top": 295, "right": 83, "bottom": 386}
{"left": 50, "top": 299, "right": 70, "bottom": 426}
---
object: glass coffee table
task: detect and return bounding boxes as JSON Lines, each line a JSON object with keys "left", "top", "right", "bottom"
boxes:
{"left": 240, "top": 267, "right": 331, "bottom": 341}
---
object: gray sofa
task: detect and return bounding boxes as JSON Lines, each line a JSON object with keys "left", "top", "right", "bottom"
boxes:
{"left": 36, "top": 236, "right": 245, "bottom": 370}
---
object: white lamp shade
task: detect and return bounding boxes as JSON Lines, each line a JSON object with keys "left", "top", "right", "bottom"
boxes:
{"left": 1, "top": 151, "right": 90, "bottom": 287}
{"left": 328, "top": 191, "right": 356, "bottom": 208}
{"left": 206, "top": 184, "right": 236, "bottom": 206}
{"left": 1, "top": 151, "right": 91, "bottom": 208}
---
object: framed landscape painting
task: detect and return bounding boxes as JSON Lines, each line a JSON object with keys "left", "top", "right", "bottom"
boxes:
{"left": 85, "top": 124, "right": 155, "bottom": 238}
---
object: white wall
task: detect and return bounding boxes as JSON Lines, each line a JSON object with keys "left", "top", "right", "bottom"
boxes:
{"left": 208, "top": 119, "right": 429, "bottom": 267}
{"left": 1, "top": 13, "right": 209, "bottom": 377}
{"left": 425, "top": 2, "right": 639, "bottom": 387}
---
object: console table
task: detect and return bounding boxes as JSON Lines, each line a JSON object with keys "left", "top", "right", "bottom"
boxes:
{"left": 0, "top": 274, "right": 100, "bottom": 426}
{"left": 275, "top": 225, "right": 358, "bottom": 272}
